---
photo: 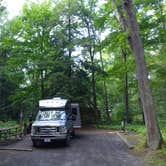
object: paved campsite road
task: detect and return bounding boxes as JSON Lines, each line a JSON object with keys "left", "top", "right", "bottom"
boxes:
{"left": 0, "top": 128, "right": 148, "bottom": 166}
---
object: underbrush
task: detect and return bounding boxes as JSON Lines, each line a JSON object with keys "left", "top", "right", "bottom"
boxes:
{"left": 96, "top": 123, "right": 146, "bottom": 134}
{"left": 0, "top": 121, "right": 18, "bottom": 129}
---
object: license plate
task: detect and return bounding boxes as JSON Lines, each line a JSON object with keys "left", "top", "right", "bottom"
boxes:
{"left": 44, "top": 138, "right": 51, "bottom": 142}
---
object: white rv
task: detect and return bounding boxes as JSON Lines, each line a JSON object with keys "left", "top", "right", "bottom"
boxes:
{"left": 31, "top": 97, "right": 81, "bottom": 147}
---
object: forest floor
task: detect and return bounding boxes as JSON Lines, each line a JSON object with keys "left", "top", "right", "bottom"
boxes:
{"left": 0, "top": 128, "right": 148, "bottom": 166}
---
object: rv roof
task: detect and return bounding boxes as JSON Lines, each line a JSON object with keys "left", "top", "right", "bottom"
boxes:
{"left": 39, "top": 98, "right": 68, "bottom": 108}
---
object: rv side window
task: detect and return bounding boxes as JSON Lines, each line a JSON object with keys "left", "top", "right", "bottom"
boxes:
{"left": 66, "top": 102, "right": 71, "bottom": 113}
{"left": 72, "top": 108, "right": 77, "bottom": 115}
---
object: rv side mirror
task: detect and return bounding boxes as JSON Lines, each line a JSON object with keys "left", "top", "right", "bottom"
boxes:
{"left": 72, "top": 108, "right": 77, "bottom": 115}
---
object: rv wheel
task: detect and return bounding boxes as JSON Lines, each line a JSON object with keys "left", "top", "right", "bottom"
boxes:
{"left": 65, "top": 133, "right": 70, "bottom": 146}
{"left": 32, "top": 140, "right": 40, "bottom": 147}
{"left": 71, "top": 129, "right": 75, "bottom": 137}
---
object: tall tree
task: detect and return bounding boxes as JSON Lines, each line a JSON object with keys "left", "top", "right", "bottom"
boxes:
{"left": 111, "top": 0, "right": 162, "bottom": 149}
{"left": 98, "top": 38, "right": 109, "bottom": 118}
{"left": 78, "top": 0, "right": 100, "bottom": 120}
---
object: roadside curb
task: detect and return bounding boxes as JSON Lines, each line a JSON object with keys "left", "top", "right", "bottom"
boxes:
{"left": 116, "top": 132, "right": 134, "bottom": 149}
{"left": 0, "top": 147, "right": 33, "bottom": 152}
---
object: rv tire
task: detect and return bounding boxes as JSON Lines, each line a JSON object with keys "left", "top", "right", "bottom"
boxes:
{"left": 64, "top": 133, "right": 70, "bottom": 146}
{"left": 32, "top": 140, "right": 40, "bottom": 147}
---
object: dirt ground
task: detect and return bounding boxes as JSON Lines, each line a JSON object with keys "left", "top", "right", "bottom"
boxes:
{"left": 0, "top": 128, "right": 148, "bottom": 166}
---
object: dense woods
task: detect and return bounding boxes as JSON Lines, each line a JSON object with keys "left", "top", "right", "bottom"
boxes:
{"left": 0, "top": 0, "right": 165, "bottom": 149}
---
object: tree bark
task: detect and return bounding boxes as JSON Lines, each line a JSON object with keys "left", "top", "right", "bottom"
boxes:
{"left": 122, "top": 0, "right": 162, "bottom": 149}
{"left": 138, "top": 93, "right": 145, "bottom": 124}
{"left": 68, "top": 0, "right": 72, "bottom": 78}
{"left": 67, "top": 0, "right": 72, "bottom": 97}
{"left": 122, "top": 49, "right": 129, "bottom": 123}
{"left": 84, "top": 15, "right": 99, "bottom": 121}
{"left": 89, "top": 46, "right": 99, "bottom": 120}
{"left": 41, "top": 69, "right": 45, "bottom": 99}
{"left": 99, "top": 40, "right": 109, "bottom": 118}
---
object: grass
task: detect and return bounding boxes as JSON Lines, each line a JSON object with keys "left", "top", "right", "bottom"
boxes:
{"left": 145, "top": 124, "right": 166, "bottom": 166}
{"left": 96, "top": 123, "right": 146, "bottom": 134}
{"left": 97, "top": 123, "right": 166, "bottom": 166}
{"left": 96, "top": 124, "right": 121, "bottom": 130}
{"left": 0, "top": 121, "right": 18, "bottom": 129}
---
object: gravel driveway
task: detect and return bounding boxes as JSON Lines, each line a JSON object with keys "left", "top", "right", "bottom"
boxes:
{"left": 0, "top": 128, "right": 148, "bottom": 166}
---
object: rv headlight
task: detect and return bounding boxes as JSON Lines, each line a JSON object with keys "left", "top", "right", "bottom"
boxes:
{"left": 31, "top": 126, "right": 35, "bottom": 134}
{"left": 60, "top": 126, "right": 67, "bottom": 133}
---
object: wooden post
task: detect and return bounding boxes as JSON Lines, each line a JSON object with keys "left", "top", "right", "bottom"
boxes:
{"left": 20, "top": 109, "right": 23, "bottom": 125}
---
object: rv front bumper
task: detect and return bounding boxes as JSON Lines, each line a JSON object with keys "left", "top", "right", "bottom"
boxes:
{"left": 31, "top": 134, "right": 67, "bottom": 141}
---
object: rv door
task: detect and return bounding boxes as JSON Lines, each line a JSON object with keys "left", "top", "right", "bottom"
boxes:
{"left": 71, "top": 103, "right": 81, "bottom": 128}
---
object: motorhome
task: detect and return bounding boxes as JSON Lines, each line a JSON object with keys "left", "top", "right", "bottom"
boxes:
{"left": 31, "top": 97, "right": 81, "bottom": 147}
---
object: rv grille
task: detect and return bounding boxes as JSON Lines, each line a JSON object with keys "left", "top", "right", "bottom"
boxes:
{"left": 35, "top": 126, "right": 57, "bottom": 135}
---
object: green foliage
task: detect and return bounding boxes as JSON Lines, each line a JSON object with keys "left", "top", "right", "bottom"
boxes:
{"left": 96, "top": 124, "right": 121, "bottom": 130}
{"left": 111, "top": 103, "right": 124, "bottom": 122}
{"left": 0, "top": 121, "right": 18, "bottom": 128}
{"left": 0, "top": 0, "right": 100, "bottom": 122}
{"left": 0, "top": 0, "right": 165, "bottom": 128}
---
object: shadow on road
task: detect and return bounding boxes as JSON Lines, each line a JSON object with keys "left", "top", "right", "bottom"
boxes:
{"left": 33, "top": 133, "right": 85, "bottom": 149}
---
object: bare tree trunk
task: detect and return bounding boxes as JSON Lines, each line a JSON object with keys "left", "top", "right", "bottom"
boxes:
{"left": 122, "top": 49, "right": 129, "bottom": 123}
{"left": 99, "top": 40, "right": 109, "bottom": 118}
{"left": 41, "top": 69, "right": 45, "bottom": 99}
{"left": 67, "top": 0, "right": 72, "bottom": 97}
{"left": 89, "top": 47, "right": 99, "bottom": 120}
{"left": 40, "top": 28, "right": 45, "bottom": 99}
{"left": 122, "top": 0, "right": 162, "bottom": 149}
{"left": 84, "top": 17, "right": 99, "bottom": 121}
{"left": 68, "top": 0, "right": 72, "bottom": 79}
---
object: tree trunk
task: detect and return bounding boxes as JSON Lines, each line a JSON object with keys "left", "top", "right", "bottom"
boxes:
{"left": 99, "top": 40, "right": 109, "bottom": 118}
{"left": 111, "top": 0, "right": 129, "bottom": 123}
{"left": 122, "top": 49, "right": 129, "bottom": 123}
{"left": 85, "top": 16, "right": 99, "bottom": 121}
{"left": 122, "top": 0, "right": 162, "bottom": 149}
{"left": 67, "top": 0, "right": 72, "bottom": 97}
{"left": 68, "top": 2, "right": 72, "bottom": 79}
{"left": 138, "top": 91, "right": 145, "bottom": 124}
{"left": 90, "top": 47, "right": 99, "bottom": 120}
{"left": 41, "top": 69, "right": 45, "bottom": 99}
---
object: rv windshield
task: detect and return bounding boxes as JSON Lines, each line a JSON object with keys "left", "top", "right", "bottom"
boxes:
{"left": 36, "top": 110, "right": 66, "bottom": 121}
